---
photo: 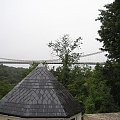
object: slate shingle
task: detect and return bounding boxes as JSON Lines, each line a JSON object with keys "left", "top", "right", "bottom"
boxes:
{"left": 0, "top": 66, "right": 82, "bottom": 118}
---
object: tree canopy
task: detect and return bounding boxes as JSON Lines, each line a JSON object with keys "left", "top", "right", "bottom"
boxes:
{"left": 48, "top": 34, "right": 82, "bottom": 86}
{"left": 48, "top": 34, "right": 119, "bottom": 113}
{"left": 96, "top": 0, "right": 120, "bottom": 109}
{"left": 48, "top": 34, "right": 82, "bottom": 64}
{"left": 96, "top": 0, "right": 120, "bottom": 62}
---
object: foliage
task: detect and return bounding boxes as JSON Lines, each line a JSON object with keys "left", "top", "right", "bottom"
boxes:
{"left": 0, "top": 64, "right": 26, "bottom": 85}
{"left": 0, "top": 63, "right": 39, "bottom": 99}
{"left": 84, "top": 64, "right": 118, "bottom": 113}
{"left": 103, "top": 61, "right": 120, "bottom": 108}
{"left": 48, "top": 32, "right": 120, "bottom": 113}
{"left": 51, "top": 64, "right": 119, "bottom": 113}
{"left": 0, "top": 63, "right": 119, "bottom": 113}
{"left": 48, "top": 34, "right": 82, "bottom": 86}
{"left": 0, "top": 64, "right": 27, "bottom": 99}
{"left": 96, "top": 0, "right": 120, "bottom": 62}
{"left": 97, "top": 0, "right": 120, "bottom": 110}
{"left": 67, "top": 66, "right": 89, "bottom": 101}
{"left": 48, "top": 34, "right": 82, "bottom": 64}
{"left": 23, "top": 62, "right": 39, "bottom": 77}
{"left": 0, "top": 81, "right": 12, "bottom": 99}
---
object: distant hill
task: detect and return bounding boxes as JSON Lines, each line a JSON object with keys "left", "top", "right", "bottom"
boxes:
{"left": 0, "top": 64, "right": 28, "bottom": 99}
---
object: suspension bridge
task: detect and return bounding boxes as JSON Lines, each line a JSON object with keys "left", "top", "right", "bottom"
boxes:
{"left": 0, "top": 51, "right": 106, "bottom": 65}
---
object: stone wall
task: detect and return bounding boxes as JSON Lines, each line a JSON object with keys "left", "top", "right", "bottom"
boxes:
{"left": 83, "top": 112, "right": 120, "bottom": 120}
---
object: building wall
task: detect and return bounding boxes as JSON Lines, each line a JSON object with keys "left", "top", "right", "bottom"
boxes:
{"left": 83, "top": 113, "right": 120, "bottom": 120}
{"left": 0, "top": 113, "right": 82, "bottom": 120}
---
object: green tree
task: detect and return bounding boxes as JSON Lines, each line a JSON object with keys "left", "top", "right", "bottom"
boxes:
{"left": 97, "top": 0, "right": 120, "bottom": 109}
{"left": 0, "top": 81, "right": 12, "bottom": 99}
{"left": 0, "top": 64, "right": 28, "bottom": 99}
{"left": 48, "top": 34, "right": 82, "bottom": 86}
{"left": 67, "top": 66, "right": 89, "bottom": 99}
{"left": 103, "top": 61, "right": 120, "bottom": 108}
{"left": 85, "top": 64, "right": 118, "bottom": 113}
{"left": 96, "top": 0, "right": 120, "bottom": 62}
{"left": 21, "top": 62, "right": 39, "bottom": 77}
{"left": 48, "top": 34, "right": 82, "bottom": 64}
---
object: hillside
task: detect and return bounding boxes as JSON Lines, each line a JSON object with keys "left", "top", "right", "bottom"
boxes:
{"left": 0, "top": 64, "right": 27, "bottom": 99}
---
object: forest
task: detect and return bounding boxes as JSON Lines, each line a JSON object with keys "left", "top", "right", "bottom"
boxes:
{"left": 0, "top": 62, "right": 120, "bottom": 114}
{"left": 0, "top": 0, "right": 120, "bottom": 114}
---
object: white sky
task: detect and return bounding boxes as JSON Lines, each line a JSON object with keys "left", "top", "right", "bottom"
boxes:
{"left": 0, "top": 0, "right": 114, "bottom": 64}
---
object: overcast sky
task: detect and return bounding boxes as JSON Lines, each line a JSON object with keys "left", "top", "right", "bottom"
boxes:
{"left": 0, "top": 0, "right": 114, "bottom": 63}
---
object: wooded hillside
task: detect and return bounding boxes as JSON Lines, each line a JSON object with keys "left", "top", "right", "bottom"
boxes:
{"left": 0, "top": 64, "right": 28, "bottom": 99}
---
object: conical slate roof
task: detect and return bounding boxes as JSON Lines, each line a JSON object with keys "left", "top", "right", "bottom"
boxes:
{"left": 0, "top": 65, "right": 81, "bottom": 118}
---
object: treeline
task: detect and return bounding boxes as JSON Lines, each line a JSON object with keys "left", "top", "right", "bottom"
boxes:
{"left": 0, "top": 63, "right": 39, "bottom": 99}
{"left": 0, "top": 64, "right": 29, "bottom": 99}
{"left": 0, "top": 63, "right": 119, "bottom": 114}
{"left": 51, "top": 63, "right": 120, "bottom": 113}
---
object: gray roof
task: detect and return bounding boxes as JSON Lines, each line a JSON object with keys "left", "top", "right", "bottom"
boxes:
{"left": 0, "top": 66, "right": 82, "bottom": 118}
